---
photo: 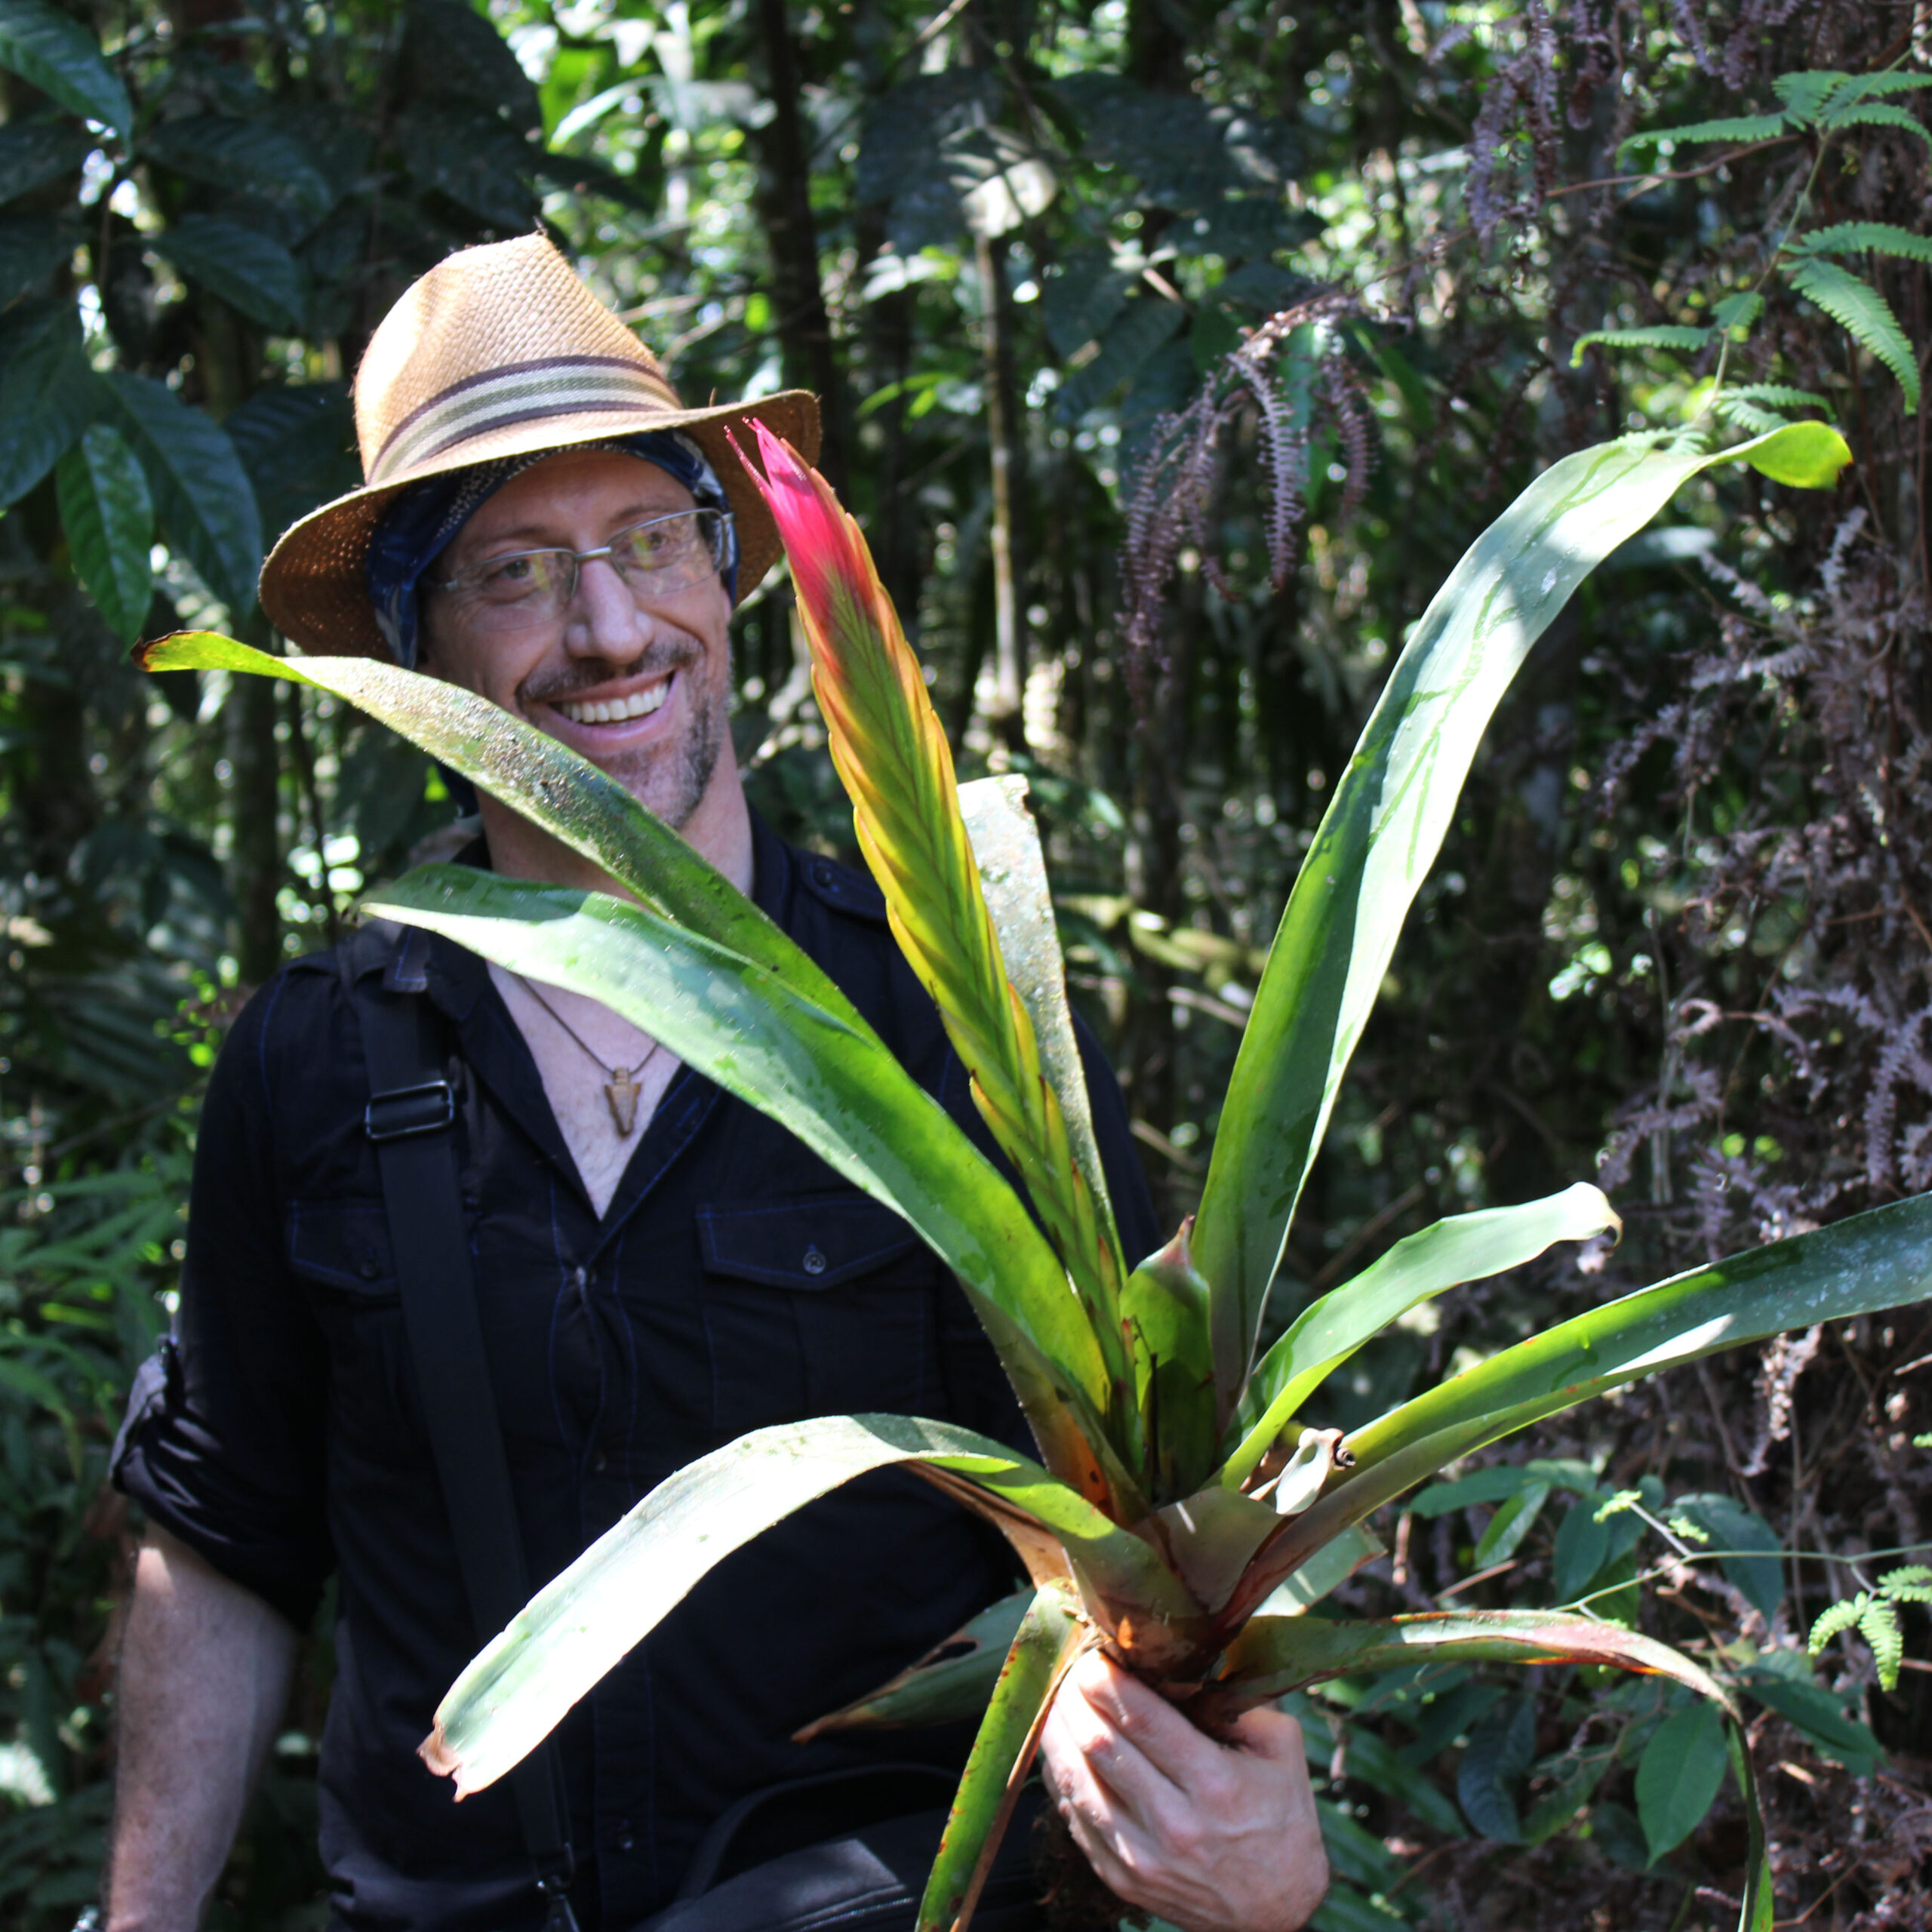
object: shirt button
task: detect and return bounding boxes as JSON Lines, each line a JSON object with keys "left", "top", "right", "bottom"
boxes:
{"left": 592, "top": 1452, "right": 608, "bottom": 1472}
{"left": 802, "top": 1245, "right": 827, "bottom": 1276}
{"left": 357, "top": 1254, "right": 379, "bottom": 1281}
{"left": 574, "top": 1266, "right": 589, "bottom": 1289}
{"left": 616, "top": 1826, "right": 636, "bottom": 1852}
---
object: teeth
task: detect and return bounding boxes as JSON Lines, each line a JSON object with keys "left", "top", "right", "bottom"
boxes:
{"left": 559, "top": 683, "right": 669, "bottom": 726}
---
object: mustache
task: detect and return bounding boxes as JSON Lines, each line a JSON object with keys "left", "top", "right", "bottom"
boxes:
{"left": 518, "top": 634, "right": 702, "bottom": 707}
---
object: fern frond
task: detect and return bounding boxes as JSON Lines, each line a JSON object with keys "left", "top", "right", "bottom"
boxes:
{"left": 1619, "top": 113, "right": 1786, "bottom": 157}
{"left": 1570, "top": 325, "right": 1715, "bottom": 368}
{"left": 1808, "top": 1593, "right": 1868, "bottom": 1654}
{"left": 1713, "top": 396, "right": 1791, "bottom": 436}
{"left": 1712, "top": 292, "right": 1764, "bottom": 339}
{"left": 1880, "top": 1565, "right": 1932, "bottom": 1601}
{"left": 1860, "top": 1596, "right": 1905, "bottom": 1690}
{"left": 1821, "top": 103, "right": 1931, "bottom": 143}
{"left": 1783, "top": 257, "right": 1920, "bottom": 411}
{"left": 1729, "top": 383, "right": 1833, "bottom": 411}
{"left": 1774, "top": 72, "right": 1849, "bottom": 123}
{"left": 1799, "top": 221, "right": 1932, "bottom": 263}
{"left": 1826, "top": 73, "right": 1932, "bottom": 105}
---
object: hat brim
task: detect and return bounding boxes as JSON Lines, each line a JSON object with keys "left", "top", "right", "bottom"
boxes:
{"left": 257, "top": 389, "right": 820, "bottom": 658}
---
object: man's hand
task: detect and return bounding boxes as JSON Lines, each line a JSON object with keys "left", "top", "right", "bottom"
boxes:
{"left": 1038, "top": 1651, "right": 1328, "bottom": 1932}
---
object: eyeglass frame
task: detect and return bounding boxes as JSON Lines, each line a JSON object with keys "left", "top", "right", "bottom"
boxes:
{"left": 426, "top": 506, "right": 736, "bottom": 616}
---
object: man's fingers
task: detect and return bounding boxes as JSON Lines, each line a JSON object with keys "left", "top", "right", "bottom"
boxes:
{"left": 1227, "top": 1705, "right": 1306, "bottom": 1764}
{"left": 1062, "top": 1651, "right": 1217, "bottom": 1793}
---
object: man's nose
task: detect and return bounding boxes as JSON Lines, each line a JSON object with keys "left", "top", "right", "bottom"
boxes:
{"left": 561, "top": 553, "right": 648, "bottom": 658}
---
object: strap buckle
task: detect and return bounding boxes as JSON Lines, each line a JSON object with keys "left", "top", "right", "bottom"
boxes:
{"left": 364, "top": 1080, "right": 454, "bottom": 1143}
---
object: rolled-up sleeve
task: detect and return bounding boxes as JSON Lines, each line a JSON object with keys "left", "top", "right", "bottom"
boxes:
{"left": 112, "top": 977, "right": 334, "bottom": 1629}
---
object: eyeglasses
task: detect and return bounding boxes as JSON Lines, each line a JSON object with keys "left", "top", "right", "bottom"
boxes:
{"left": 430, "top": 508, "right": 734, "bottom": 626}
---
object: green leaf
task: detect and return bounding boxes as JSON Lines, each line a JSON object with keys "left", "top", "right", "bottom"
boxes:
{"left": 1670, "top": 1494, "right": 1783, "bottom": 1620}
{"left": 424, "top": 1414, "right": 1181, "bottom": 1798}
{"left": 1571, "top": 325, "right": 1715, "bottom": 368}
{"left": 1457, "top": 1694, "right": 1534, "bottom": 1841}
{"left": 1825, "top": 73, "right": 1932, "bottom": 105}
{"left": 1550, "top": 1493, "right": 1611, "bottom": 1601}
{"left": 1784, "top": 255, "right": 1919, "bottom": 411}
{"left": 1618, "top": 114, "right": 1788, "bottom": 155}
{"left": 1773, "top": 71, "right": 1850, "bottom": 124}
{"left": 0, "top": 0, "right": 131, "bottom": 139}
{"left": 0, "top": 118, "right": 91, "bottom": 202}
{"left": 1860, "top": 1597, "right": 1905, "bottom": 1691}
{"left": 1733, "top": 419, "right": 1852, "bottom": 488}
{"left": 152, "top": 216, "right": 304, "bottom": 334}
{"left": 139, "top": 115, "right": 336, "bottom": 224}
{"left": 365, "top": 866, "right": 1131, "bottom": 1507}
{"left": 1251, "top": 1192, "right": 1932, "bottom": 1612}
{"left": 1741, "top": 1671, "right": 1881, "bottom": 1777}
{"left": 0, "top": 300, "right": 96, "bottom": 506}
{"left": 1410, "top": 1465, "right": 1547, "bottom": 1516}
{"left": 1635, "top": 1701, "right": 1727, "bottom": 1862}
{"left": 1223, "top": 1185, "right": 1618, "bottom": 1486}
{"left": 1820, "top": 102, "right": 1930, "bottom": 143}
{"left": 1798, "top": 220, "right": 1932, "bottom": 264}
{"left": 55, "top": 423, "right": 153, "bottom": 644}
{"left": 1729, "top": 384, "right": 1832, "bottom": 411}
{"left": 1333, "top": 1722, "right": 1466, "bottom": 1837}
{"left": 1190, "top": 432, "right": 1807, "bottom": 1417}
{"left": 916, "top": 1580, "right": 1086, "bottom": 1932}
{"left": 1309, "top": 1880, "right": 1408, "bottom": 1932}
{"left": 101, "top": 376, "right": 262, "bottom": 612}
{"left": 1474, "top": 1481, "right": 1550, "bottom": 1568}
{"left": 794, "top": 1589, "right": 1034, "bottom": 1739}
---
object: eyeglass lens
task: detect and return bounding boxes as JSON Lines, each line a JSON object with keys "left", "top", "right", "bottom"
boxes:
{"left": 452, "top": 509, "right": 730, "bottom": 623}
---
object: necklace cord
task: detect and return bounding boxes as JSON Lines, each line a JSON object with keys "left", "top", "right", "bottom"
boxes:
{"left": 514, "top": 974, "right": 662, "bottom": 1082}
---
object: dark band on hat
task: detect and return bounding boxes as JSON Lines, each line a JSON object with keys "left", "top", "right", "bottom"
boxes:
{"left": 368, "top": 355, "right": 681, "bottom": 485}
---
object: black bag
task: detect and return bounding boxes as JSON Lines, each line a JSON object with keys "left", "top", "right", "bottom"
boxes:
{"left": 634, "top": 1767, "right": 1047, "bottom": 1932}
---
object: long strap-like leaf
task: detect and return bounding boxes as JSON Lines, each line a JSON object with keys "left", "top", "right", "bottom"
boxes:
{"left": 1188, "top": 423, "right": 1851, "bottom": 1423}
{"left": 732, "top": 428, "right": 1135, "bottom": 1435}
{"left": 421, "top": 1413, "right": 1190, "bottom": 1801}
{"left": 915, "top": 1580, "right": 1090, "bottom": 1932}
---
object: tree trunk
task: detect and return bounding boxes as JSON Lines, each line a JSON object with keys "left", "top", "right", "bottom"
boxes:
{"left": 975, "top": 228, "right": 1029, "bottom": 755}
{"left": 752, "top": 0, "right": 847, "bottom": 494}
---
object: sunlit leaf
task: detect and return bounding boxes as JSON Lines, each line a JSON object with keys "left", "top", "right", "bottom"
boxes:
{"left": 1635, "top": 1701, "right": 1726, "bottom": 1860}
{"left": 0, "top": 0, "right": 131, "bottom": 138}
{"left": 56, "top": 423, "right": 153, "bottom": 644}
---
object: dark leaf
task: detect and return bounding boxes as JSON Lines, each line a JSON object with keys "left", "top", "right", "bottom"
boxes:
{"left": 151, "top": 215, "right": 305, "bottom": 334}
{"left": 139, "top": 115, "right": 337, "bottom": 227}
{"left": 56, "top": 423, "right": 153, "bottom": 645}
{"left": 855, "top": 69, "right": 1004, "bottom": 254}
{"left": 1741, "top": 1669, "right": 1882, "bottom": 1777}
{"left": 1054, "top": 297, "right": 1186, "bottom": 420}
{"left": 102, "top": 374, "right": 262, "bottom": 612}
{"left": 1457, "top": 1694, "right": 1536, "bottom": 1841}
{"left": 0, "top": 118, "right": 90, "bottom": 204}
{"left": 1051, "top": 72, "right": 1249, "bottom": 206}
{"left": 1635, "top": 1700, "right": 1727, "bottom": 1861}
{"left": 401, "top": 0, "right": 542, "bottom": 131}
{"left": 0, "top": 297, "right": 97, "bottom": 506}
{"left": 223, "top": 383, "right": 357, "bottom": 541}
{"left": 398, "top": 104, "right": 540, "bottom": 232}
{"left": 1041, "top": 248, "right": 1133, "bottom": 359}
{"left": 0, "top": 211, "right": 74, "bottom": 306}
{"left": 1672, "top": 1494, "right": 1784, "bottom": 1620}
{"left": 0, "top": 0, "right": 131, "bottom": 139}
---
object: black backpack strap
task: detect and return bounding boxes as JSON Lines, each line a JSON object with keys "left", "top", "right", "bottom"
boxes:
{"left": 344, "top": 924, "right": 580, "bottom": 1932}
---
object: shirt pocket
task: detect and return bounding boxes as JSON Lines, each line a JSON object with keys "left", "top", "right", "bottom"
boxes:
{"left": 285, "top": 1201, "right": 419, "bottom": 1452}
{"left": 695, "top": 1192, "right": 937, "bottom": 1436}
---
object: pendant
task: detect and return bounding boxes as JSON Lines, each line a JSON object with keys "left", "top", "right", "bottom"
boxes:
{"left": 605, "top": 1071, "right": 641, "bottom": 1137}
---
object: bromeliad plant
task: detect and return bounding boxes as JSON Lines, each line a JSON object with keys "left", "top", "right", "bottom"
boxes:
{"left": 146, "top": 410, "right": 1917, "bottom": 1932}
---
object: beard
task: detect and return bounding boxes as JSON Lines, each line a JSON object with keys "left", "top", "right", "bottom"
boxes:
{"left": 519, "top": 632, "right": 731, "bottom": 830}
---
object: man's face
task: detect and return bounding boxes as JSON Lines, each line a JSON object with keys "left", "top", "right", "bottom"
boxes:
{"left": 419, "top": 448, "right": 734, "bottom": 829}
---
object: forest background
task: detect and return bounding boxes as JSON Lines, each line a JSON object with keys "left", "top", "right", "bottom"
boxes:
{"left": 1, "top": 0, "right": 1928, "bottom": 1926}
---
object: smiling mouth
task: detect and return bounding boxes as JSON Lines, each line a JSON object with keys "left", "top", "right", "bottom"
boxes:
{"left": 555, "top": 681, "right": 671, "bottom": 725}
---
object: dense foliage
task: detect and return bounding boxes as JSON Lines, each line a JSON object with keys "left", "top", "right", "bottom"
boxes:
{"left": 2, "top": 1, "right": 1927, "bottom": 1927}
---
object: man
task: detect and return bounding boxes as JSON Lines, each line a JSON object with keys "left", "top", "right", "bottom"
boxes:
{"left": 105, "top": 234, "right": 1327, "bottom": 1932}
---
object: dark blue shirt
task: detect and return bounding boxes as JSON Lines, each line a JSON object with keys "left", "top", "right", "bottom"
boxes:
{"left": 113, "top": 816, "right": 1158, "bottom": 1932}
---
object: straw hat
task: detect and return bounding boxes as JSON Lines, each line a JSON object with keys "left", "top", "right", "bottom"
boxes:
{"left": 259, "top": 232, "right": 820, "bottom": 657}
